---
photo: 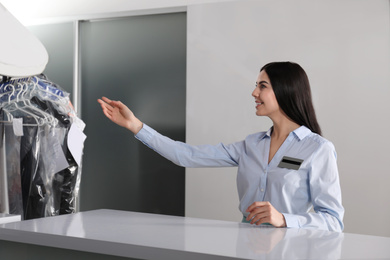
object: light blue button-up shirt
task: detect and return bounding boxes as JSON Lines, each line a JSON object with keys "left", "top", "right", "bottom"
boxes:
{"left": 135, "top": 124, "right": 344, "bottom": 232}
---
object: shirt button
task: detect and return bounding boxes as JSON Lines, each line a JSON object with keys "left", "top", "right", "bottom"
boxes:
{"left": 261, "top": 188, "right": 264, "bottom": 192}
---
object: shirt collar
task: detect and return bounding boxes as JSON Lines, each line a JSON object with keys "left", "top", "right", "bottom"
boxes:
{"left": 265, "top": 127, "right": 273, "bottom": 138}
{"left": 263, "top": 125, "right": 312, "bottom": 141}
{"left": 292, "top": 125, "right": 312, "bottom": 141}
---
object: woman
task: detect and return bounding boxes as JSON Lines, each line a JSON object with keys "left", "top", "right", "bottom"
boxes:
{"left": 98, "top": 61, "right": 344, "bottom": 232}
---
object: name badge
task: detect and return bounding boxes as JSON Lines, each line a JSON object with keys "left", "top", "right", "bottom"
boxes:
{"left": 278, "top": 156, "right": 303, "bottom": 170}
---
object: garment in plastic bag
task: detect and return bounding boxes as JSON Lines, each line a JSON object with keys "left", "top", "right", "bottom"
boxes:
{"left": 31, "top": 96, "right": 79, "bottom": 215}
{"left": 0, "top": 109, "right": 23, "bottom": 216}
{"left": 0, "top": 75, "right": 86, "bottom": 220}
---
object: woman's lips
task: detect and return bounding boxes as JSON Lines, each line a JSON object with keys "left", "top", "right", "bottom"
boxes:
{"left": 255, "top": 101, "right": 263, "bottom": 108}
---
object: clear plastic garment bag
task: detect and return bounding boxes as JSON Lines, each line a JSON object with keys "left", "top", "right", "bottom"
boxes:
{"left": 0, "top": 75, "right": 86, "bottom": 220}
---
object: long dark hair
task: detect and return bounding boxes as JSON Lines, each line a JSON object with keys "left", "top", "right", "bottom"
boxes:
{"left": 260, "top": 61, "right": 322, "bottom": 136}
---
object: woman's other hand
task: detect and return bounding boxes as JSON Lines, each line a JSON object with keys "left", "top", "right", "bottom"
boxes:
{"left": 246, "top": 201, "right": 287, "bottom": 227}
{"left": 98, "top": 96, "right": 143, "bottom": 134}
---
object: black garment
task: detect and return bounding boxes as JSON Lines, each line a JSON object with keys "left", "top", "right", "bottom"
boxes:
{"left": 31, "top": 97, "right": 79, "bottom": 215}
{"left": 1, "top": 77, "right": 84, "bottom": 220}
{"left": 20, "top": 122, "right": 46, "bottom": 219}
{"left": 2, "top": 94, "right": 81, "bottom": 219}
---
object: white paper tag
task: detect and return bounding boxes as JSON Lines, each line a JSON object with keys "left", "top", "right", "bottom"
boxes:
{"left": 12, "top": 118, "right": 23, "bottom": 136}
{"left": 73, "top": 117, "right": 86, "bottom": 132}
{"left": 67, "top": 123, "right": 87, "bottom": 166}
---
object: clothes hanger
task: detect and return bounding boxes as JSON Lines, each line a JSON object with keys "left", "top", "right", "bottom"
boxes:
{"left": 18, "top": 80, "right": 57, "bottom": 127}
{"left": 32, "top": 76, "right": 73, "bottom": 117}
{"left": 2, "top": 84, "right": 42, "bottom": 126}
{"left": 0, "top": 81, "right": 16, "bottom": 104}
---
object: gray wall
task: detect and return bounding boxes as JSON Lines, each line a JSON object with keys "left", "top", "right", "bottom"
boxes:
{"left": 28, "top": 23, "right": 74, "bottom": 95}
{"left": 186, "top": 0, "right": 390, "bottom": 237}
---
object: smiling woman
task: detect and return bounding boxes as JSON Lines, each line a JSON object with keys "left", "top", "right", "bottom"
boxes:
{"left": 98, "top": 61, "right": 344, "bottom": 232}
{"left": 253, "top": 71, "right": 279, "bottom": 118}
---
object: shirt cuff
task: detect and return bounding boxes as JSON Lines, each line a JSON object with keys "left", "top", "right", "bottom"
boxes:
{"left": 135, "top": 124, "right": 156, "bottom": 144}
{"left": 283, "top": 213, "right": 300, "bottom": 228}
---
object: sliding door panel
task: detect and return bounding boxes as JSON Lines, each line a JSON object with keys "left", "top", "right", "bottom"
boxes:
{"left": 80, "top": 13, "right": 186, "bottom": 216}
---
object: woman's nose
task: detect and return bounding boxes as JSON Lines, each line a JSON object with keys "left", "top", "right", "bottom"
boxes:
{"left": 252, "top": 87, "right": 259, "bottom": 97}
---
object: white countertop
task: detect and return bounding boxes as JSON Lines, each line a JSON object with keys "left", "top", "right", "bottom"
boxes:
{"left": 0, "top": 213, "right": 21, "bottom": 224}
{"left": 0, "top": 209, "right": 389, "bottom": 259}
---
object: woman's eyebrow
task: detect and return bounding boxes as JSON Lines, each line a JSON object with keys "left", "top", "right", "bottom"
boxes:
{"left": 256, "top": 80, "right": 269, "bottom": 85}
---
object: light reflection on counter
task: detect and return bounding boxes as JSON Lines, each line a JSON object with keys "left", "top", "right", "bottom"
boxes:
{"left": 237, "top": 226, "right": 343, "bottom": 259}
{"left": 183, "top": 219, "right": 343, "bottom": 259}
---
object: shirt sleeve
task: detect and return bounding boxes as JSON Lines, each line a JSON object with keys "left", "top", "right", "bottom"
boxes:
{"left": 135, "top": 124, "right": 240, "bottom": 168}
{"left": 283, "top": 141, "right": 345, "bottom": 232}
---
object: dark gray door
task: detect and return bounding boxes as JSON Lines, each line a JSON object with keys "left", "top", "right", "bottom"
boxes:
{"left": 80, "top": 13, "right": 186, "bottom": 216}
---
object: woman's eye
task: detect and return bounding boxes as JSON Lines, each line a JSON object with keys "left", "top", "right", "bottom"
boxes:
{"left": 255, "top": 83, "right": 266, "bottom": 89}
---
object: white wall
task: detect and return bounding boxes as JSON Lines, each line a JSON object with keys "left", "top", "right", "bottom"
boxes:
{"left": 1, "top": 0, "right": 235, "bottom": 25}
{"left": 186, "top": 0, "right": 390, "bottom": 237}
